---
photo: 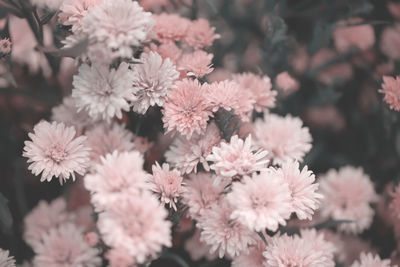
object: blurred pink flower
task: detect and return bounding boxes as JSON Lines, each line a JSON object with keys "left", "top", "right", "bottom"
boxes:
{"left": 179, "top": 50, "right": 214, "bottom": 78}
{"left": 303, "top": 105, "right": 346, "bottom": 132}
{"left": 388, "top": 2, "right": 400, "bottom": 19}
{"left": 204, "top": 80, "right": 241, "bottom": 112}
{"left": 153, "top": 13, "right": 190, "bottom": 42}
{"left": 231, "top": 239, "right": 266, "bottom": 267}
{"left": 183, "top": 18, "right": 220, "bottom": 49}
{"left": 379, "top": 75, "right": 400, "bottom": 111}
{"left": 275, "top": 71, "right": 300, "bottom": 95}
{"left": 184, "top": 229, "right": 218, "bottom": 261}
{"left": 97, "top": 193, "right": 171, "bottom": 264}
{"left": 105, "top": 248, "right": 135, "bottom": 267}
{"left": 59, "top": 0, "right": 102, "bottom": 34}
{"left": 290, "top": 45, "right": 310, "bottom": 75}
{"left": 162, "top": 79, "right": 212, "bottom": 138}
{"left": 254, "top": 114, "right": 312, "bottom": 165}
{"left": 131, "top": 51, "right": 179, "bottom": 114}
{"left": 23, "top": 121, "right": 90, "bottom": 184}
{"left": 333, "top": 18, "right": 375, "bottom": 52}
{"left": 351, "top": 252, "right": 393, "bottom": 267}
{"left": 380, "top": 24, "right": 400, "bottom": 60}
{"left": 319, "top": 166, "right": 378, "bottom": 233}
{"left": 0, "top": 249, "right": 16, "bottom": 267}
{"left": 84, "top": 232, "right": 99, "bottom": 247}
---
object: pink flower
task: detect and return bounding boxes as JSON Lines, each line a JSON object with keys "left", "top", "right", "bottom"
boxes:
{"left": 279, "top": 161, "right": 323, "bottom": 220}
{"left": 59, "top": 0, "right": 102, "bottom": 34}
{"left": 303, "top": 105, "right": 346, "bottom": 132}
{"left": 275, "top": 71, "right": 300, "bottom": 94}
{"left": 23, "top": 121, "right": 90, "bottom": 184}
{"left": 179, "top": 50, "right": 214, "bottom": 78}
{"left": 319, "top": 166, "right": 378, "bottom": 233}
{"left": 149, "top": 162, "right": 184, "bottom": 211}
{"left": 254, "top": 114, "right": 312, "bottom": 165}
{"left": 84, "top": 151, "right": 148, "bottom": 211}
{"left": 97, "top": 193, "right": 172, "bottom": 264}
{"left": 0, "top": 249, "right": 16, "bottom": 267}
{"left": 333, "top": 18, "right": 375, "bottom": 52}
{"left": 153, "top": 13, "right": 190, "bottom": 42}
{"left": 32, "top": 223, "right": 101, "bottom": 267}
{"left": 379, "top": 75, "right": 400, "bottom": 111}
{"left": 85, "top": 123, "right": 135, "bottom": 164}
{"left": 105, "top": 248, "right": 135, "bottom": 267}
{"left": 165, "top": 122, "right": 222, "bottom": 174}
{"left": 388, "top": 2, "right": 400, "bottom": 19}
{"left": 0, "top": 38, "right": 11, "bottom": 57}
{"left": 206, "top": 135, "right": 269, "bottom": 183}
{"left": 162, "top": 79, "right": 212, "bottom": 138}
{"left": 227, "top": 169, "right": 292, "bottom": 232}
{"left": 84, "top": 232, "right": 99, "bottom": 247}
{"left": 380, "top": 24, "right": 400, "bottom": 60}
{"left": 351, "top": 252, "right": 394, "bottom": 267}
{"left": 204, "top": 80, "right": 242, "bottom": 112}
{"left": 184, "top": 229, "right": 218, "bottom": 261}
{"left": 183, "top": 18, "right": 220, "bottom": 49}
{"left": 231, "top": 239, "right": 266, "bottom": 267}
{"left": 131, "top": 51, "right": 179, "bottom": 114}
{"left": 149, "top": 42, "right": 182, "bottom": 64}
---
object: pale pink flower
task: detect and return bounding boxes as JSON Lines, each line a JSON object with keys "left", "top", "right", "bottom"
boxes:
{"left": 131, "top": 51, "right": 179, "bottom": 114}
{"left": 140, "top": 0, "right": 173, "bottom": 11}
{"left": 233, "top": 72, "right": 276, "bottom": 112}
{"left": 72, "top": 63, "right": 134, "bottom": 122}
{"left": 182, "top": 172, "right": 226, "bottom": 219}
{"left": 0, "top": 249, "right": 16, "bottom": 267}
{"left": 23, "top": 121, "right": 90, "bottom": 183}
{"left": 290, "top": 45, "right": 310, "bottom": 75}
{"left": 0, "top": 38, "right": 11, "bottom": 57}
{"left": 207, "top": 135, "right": 268, "bottom": 183}
{"left": 97, "top": 193, "right": 172, "bottom": 264}
{"left": 333, "top": 18, "right": 375, "bottom": 52}
{"left": 85, "top": 123, "right": 135, "bottom": 164}
{"left": 149, "top": 42, "right": 182, "bottom": 64}
{"left": 304, "top": 105, "right": 346, "bottom": 132}
{"left": 30, "top": 0, "right": 63, "bottom": 10}
{"left": 254, "top": 114, "right": 312, "bottom": 165}
{"left": 84, "top": 232, "right": 99, "bottom": 247}
{"left": 388, "top": 2, "right": 400, "bottom": 19}
{"left": 231, "top": 239, "right": 266, "bottom": 267}
{"left": 197, "top": 200, "right": 258, "bottom": 258}
{"left": 59, "top": 0, "right": 102, "bottom": 34}
{"left": 84, "top": 151, "right": 148, "bottom": 211}
{"left": 227, "top": 169, "right": 292, "bottom": 232}
{"left": 275, "top": 71, "right": 300, "bottom": 94}
{"left": 179, "top": 50, "right": 214, "bottom": 78}
{"left": 279, "top": 161, "right": 323, "bottom": 220}
{"left": 184, "top": 18, "right": 220, "bottom": 49}
{"left": 153, "top": 13, "right": 190, "bottom": 42}
{"left": 82, "top": 0, "right": 154, "bottom": 59}
{"left": 204, "top": 80, "right": 241, "bottom": 112}
{"left": 162, "top": 79, "right": 212, "bottom": 138}
{"left": 379, "top": 75, "right": 400, "bottom": 111}
{"left": 149, "top": 162, "right": 184, "bottom": 211}
{"left": 165, "top": 122, "right": 222, "bottom": 174}
{"left": 319, "top": 166, "right": 378, "bottom": 233}
{"left": 105, "top": 248, "right": 135, "bottom": 267}
{"left": 184, "top": 229, "right": 218, "bottom": 261}
{"left": 32, "top": 223, "right": 101, "bottom": 267}
{"left": 351, "top": 252, "right": 394, "bottom": 267}
{"left": 380, "top": 24, "right": 400, "bottom": 60}
{"left": 338, "top": 234, "right": 377, "bottom": 266}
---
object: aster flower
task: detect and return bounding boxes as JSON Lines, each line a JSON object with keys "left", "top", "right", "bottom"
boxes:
{"left": 32, "top": 223, "right": 101, "bottom": 267}
{"left": 149, "top": 162, "right": 184, "bottom": 211}
{"left": 179, "top": 50, "right": 214, "bottom": 78}
{"left": 231, "top": 239, "right": 266, "bottom": 267}
{"left": 380, "top": 24, "right": 400, "bottom": 61}
{"left": 97, "top": 193, "right": 172, "bottom": 264}
{"left": 333, "top": 18, "right": 375, "bottom": 52}
{"left": 131, "top": 51, "right": 179, "bottom": 114}
{"left": 162, "top": 79, "right": 212, "bottom": 138}
{"left": 0, "top": 249, "right": 16, "bottom": 267}
{"left": 82, "top": 0, "right": 154, "bottom": 59}
{"left": 379, "top": 75, "right": 400, "bottom": 111}
{"left": 184, "top": 229, "right": 218, "bottom": 261}
{"left": 149, "top": 42, "right": 182, "bottom": 64}
{"left": 204, "top": 80, "right": 241, "bottom": 112}
{"left": 153, "top": 13, "right": 190, "bottom": 42}
{"left": 206, "top": 135, "right": 269, "bottom": 182}
{"left": 279, "top": 161, "right": 323, "bottom": 220}
{"left": 72, "top": 63, "right": 134, "bottom": 122}
{"left": 227, "top": 169, "right": 292, "bottom": 232}
{"left": 105, "top": 248, "right": 135, "bottom": 267}
{"left": 84, "top": 151, "right": 148, "bottom": 211}
{"left": 254, "top": 114, "right": 312, "bottom": 165}
{"left": 23, "top": 121, "right": 90, "bottom": 184}
{"left": 165, "top": 122, "right": 222, "bottom": 174}
{"left": 183, "top": 18, "right": 220, "bottom": 49}
{"left": 351, "top": 252, "right": 394, "bottom": 267}
{"left": 59, "top": 0, "right": 102, "bottom": 34}
{"left": 319, "top": 166, "right": 378, "bottom": 233}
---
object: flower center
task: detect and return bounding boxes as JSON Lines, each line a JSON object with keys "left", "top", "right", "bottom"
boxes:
{"left": 46, "top": 144, "right": 67, "bottom": 163}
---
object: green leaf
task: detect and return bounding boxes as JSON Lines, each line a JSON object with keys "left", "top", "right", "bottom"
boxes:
{"left": 205, "top": 0, "right": 218, "bottom": 14}
{"left": 214, "top": 108, "right": 241, "bottom": 141}
{"left": 313, "top": 219, "right": 353, "bottom": 230}
{"left": 0, "top": 193, "right": 13, "bottom": 235}
{"left": 40, "top": 11, "right": 57, "bottom": 25}
{"left": 42, "top": 38, "right": 89, "bottom": 58}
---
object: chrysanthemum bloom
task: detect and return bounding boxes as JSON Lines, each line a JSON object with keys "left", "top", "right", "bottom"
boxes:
{"left": 380, "top": 24, "right": 400, "bottom": 60}
{"left": 84, "top": 151, "right": 148, "bottom": 211}
{"left": 179, "top": 50, "right": 214, "bottom": 78}
{"left": 82, "top": 0, "right": 154, "bottom": 59}
{"left": 72, "top": 63, "right": 134, "bottom": 122}
{"left": 85, "top": 123, "right": 135, "bottom": 164}
{"left": 279, "top": 161, "right": 323, "bottom": 220}
{"left": 351, "top": 252, "right": 394, "bottom": 267}
{"left": 254, "top": 114, "right": 312, "bottom": 165}
{"left": 165, "top": 122, "right": 222, "bottom": 174}
{"left": 30, "top": 0, "right": 63, "bottom": 10}
{"left": 97, "top": 193, "right": 172, "bottom": 264}
{"left": 23, "top": 121, "right": 90, "bottom": 184}
{"left": 204, "top": 80, "right": 241, "bottom": 112}
{"left": 227, "top": 169, "right": 292, "bottom": 232}
{"left": 32, "top": 223, "right": 101, "bottom": 267}
{"left": 333, "top": 18, "right": 375, "bottom": 52}
{"left": 319, "top": 166, "right": 378, "bottom": 233}
{"left": 232, "top": 72, "right": 276, "bottom": 113}
{"left": 206, "top": 135, "right": 269, "bottom": 182}
{"left": 184, "top": 229, "right": 218, "bottom": 261}
{"left": 183, "top": 18, "right": 220, "bottom": 49}
{"left": 105, "top": 248, "right": 135, "bottom": 267}
{"left": 263, "top": 230, "right": 335, "bottom": 267}
{"left": 197, "top": 201, "right": 258, "bottom": 258}
{"left": 0, "top": 249, "right": 16, "bottom": 267}
{"left": 182, "top": 172, "right": 226, "bottom": 219}
{"left": 131, "top": 51, "right": 179, "bottom": 114}
{"left": 23, "top": 198, "right": 75, "bottom": 248}
{"left": 231, "top": 239, "right": 267, "bottom": 267}
{"left": 153, "top": 13, "right": 190, "bottom": 42}
{"left": 0, "top": 38, "right": 11, "bottom": 57}
{"left": 275, "top": 71, "right": 300, "bottom": 94}
{"left": 149, "top": 42, "right": 182, "bottom": 64}
{"left": 59, "top": 0, "right": 102, "bottom": 34}
{"left": 149, "top": 162, "right": 184, "bottom": 211}
{"left": 162, "top": 79, "right": 212, "bottom": 138}
{"left": 379, "top": 76, "right": 400, "bottom": 111}
{"left": 51, "top": 96, "right": 95, "bottom": 134}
